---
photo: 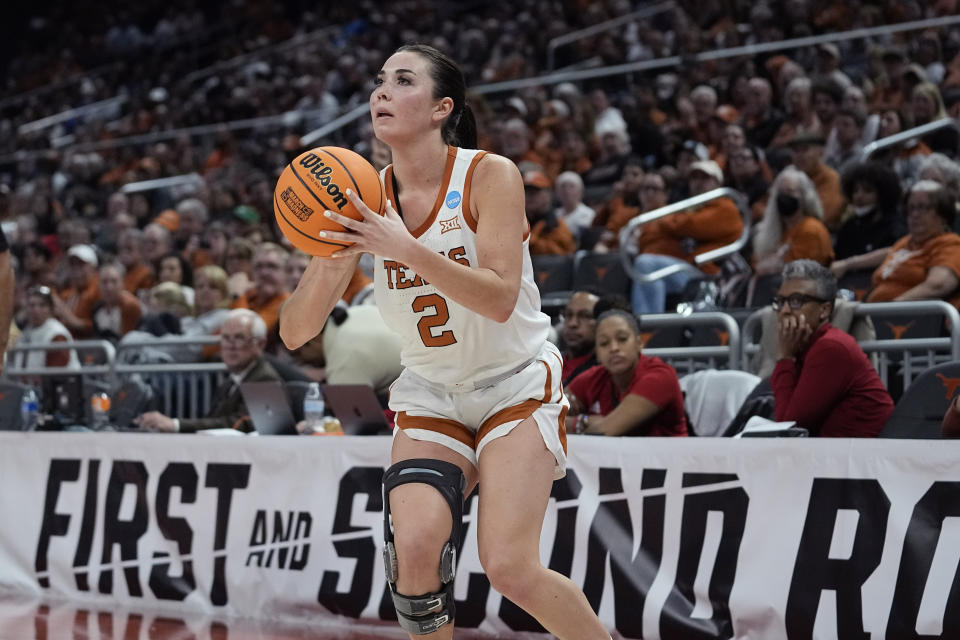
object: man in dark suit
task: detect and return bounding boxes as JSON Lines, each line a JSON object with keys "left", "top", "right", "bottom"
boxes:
{"left": 136, "top": 308, "right": 282, "bottom": 432}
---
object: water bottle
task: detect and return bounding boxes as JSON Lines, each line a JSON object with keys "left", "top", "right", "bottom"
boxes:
{"left": 302, "top": 383, "right": 326, "bottom": 433}
{"left": 90, "top": 392, "right": 111, "bottom": 430}
{"left": 20, "top": 387, "right": 39, "bottom": 431}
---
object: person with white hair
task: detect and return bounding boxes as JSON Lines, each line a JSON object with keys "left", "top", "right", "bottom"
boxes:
{"left": 752, "top": 166, "right": 833, "bottom": 278}
{"left": 553, "top": 171, "right": 595, "bottom": 238}
{"left": 136, "top": 308, "right": 283, "bottom": 433}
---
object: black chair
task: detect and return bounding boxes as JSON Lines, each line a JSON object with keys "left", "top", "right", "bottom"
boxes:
{"left": 837, "top": 268, "right": 875, "bottom": 301}
{"left": 879, "top": 361, "right": 960, "bottom": 438}
{"left": 0, "top": 380, "right": 28, "bottom": 430}
{"left": 573, "top": 251, "right": 632, "bottom": 298}
{"left": 531, "top": 254, "right": 577, "bottom": 318}
{"left": 110, "top": 378, "right": 158, "bottom": 428}
{"left": 868, "top": 309, "right": 945, "bottom": 402}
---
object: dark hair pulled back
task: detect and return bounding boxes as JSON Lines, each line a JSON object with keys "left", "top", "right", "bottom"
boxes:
{"left": 396, "top": 43, "right": 477, "bottom": 148}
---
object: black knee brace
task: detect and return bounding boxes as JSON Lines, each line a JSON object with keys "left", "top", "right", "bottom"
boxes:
{"left": 382, "top": 459, "right": 465, "bottom": 635}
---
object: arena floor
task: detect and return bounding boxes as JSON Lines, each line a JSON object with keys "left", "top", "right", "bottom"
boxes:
{"left": 0, "top": 594, "right": 523, "bottom": 639}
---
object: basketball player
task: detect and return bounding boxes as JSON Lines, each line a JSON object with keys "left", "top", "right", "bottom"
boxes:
{"left": 279, "top": 44, "right": 609, "bottom": 639}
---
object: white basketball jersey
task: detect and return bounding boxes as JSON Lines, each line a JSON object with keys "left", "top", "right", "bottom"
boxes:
{"left": 373, "top": 147, "right": 550, "bottom": 386}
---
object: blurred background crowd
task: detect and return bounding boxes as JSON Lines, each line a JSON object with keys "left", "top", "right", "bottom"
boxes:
{"left": 3, "top": 0, "right": 960, "bottom": 434}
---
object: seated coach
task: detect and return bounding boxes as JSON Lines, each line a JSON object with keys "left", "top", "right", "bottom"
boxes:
{"left": 771, "top": 259, "right": 893, "bottom": 436}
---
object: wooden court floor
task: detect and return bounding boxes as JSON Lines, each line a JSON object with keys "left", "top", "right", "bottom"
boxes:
{"left": 0, "top": 594, "right": 522, "bottom": 639}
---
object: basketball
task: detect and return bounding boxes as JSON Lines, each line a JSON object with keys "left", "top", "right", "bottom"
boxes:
{"left": 274, "top": 146, "right": 386, "bottom": 257}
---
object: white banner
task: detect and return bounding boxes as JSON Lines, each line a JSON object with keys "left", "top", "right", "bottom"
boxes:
{"left": 1, "top": 432, "right": 958, "bottom": 639}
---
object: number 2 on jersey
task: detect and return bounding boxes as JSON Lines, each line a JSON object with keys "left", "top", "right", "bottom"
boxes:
{"left": 413, "top": 293, "right": 457, "bottom": 347}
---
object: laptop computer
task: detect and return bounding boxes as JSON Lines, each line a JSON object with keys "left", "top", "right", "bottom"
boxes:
{"left": 323, "top": 384, "right": 389, "bottom": 435}
{"left": 240, "top": 381, "right": 298, "bottom": 436}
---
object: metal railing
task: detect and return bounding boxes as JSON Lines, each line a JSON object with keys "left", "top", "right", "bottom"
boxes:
{"left": 5, "top": 340, "right": 115, "bottom": 380}
{"left": 860, "top": 117, "right": 960, "bottom": 162}
{"left": 617, "top": 187, "right": 751, "bottom": 283}
{"left": 641, "top": 311, "right": 741, "bottom": 374}
{"left": 4, "top": 336, "right": 227, "bottom": 419}
{"left": 17, "top": 96, "right": 128, "bottom": 136}
{"left": 546, "top": 1, "right": 676, "bottom": 71}
{"left": 295, "top": 15, "right": 960, "bottom": 146}
{"left": 741, "top": 300, "right": 960, "bottom": 389}
{"left": 120, "top": 173, "right": 205, "bottom": 195}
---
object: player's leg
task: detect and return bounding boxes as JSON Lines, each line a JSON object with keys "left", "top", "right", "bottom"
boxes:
{"left": 476, "top": 416, "right": 609, "bottom": 640}
{"left": 385, "top": 430, "right": 478, "bottom": 639}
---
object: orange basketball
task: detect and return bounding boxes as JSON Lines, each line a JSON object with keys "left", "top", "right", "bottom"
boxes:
{"left": 274, "top": 146, "right": 386, "bottom": 257}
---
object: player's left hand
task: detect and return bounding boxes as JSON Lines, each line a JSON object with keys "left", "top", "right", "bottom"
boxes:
{"left": 319, "top": 189, "right": 417, "bottom": 263}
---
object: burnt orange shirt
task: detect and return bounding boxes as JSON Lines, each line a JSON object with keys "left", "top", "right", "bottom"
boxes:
{"left": 57, "top": 277, "right": 99, "bottom": 337}
{"left": 529, "top": 218, "right": 577, "bottom": 256}
{"left": 596, "top": 196, "right": 640, "bottom": 236}
{"left": 807, "top": 161, "right": 846, "bottom": 230}
{"left": 783, "top": 216, "right": 834, "bottom": 266}
{"left": 869, "top": 233, "right": 960, "bottom": 306}
{"left": 232, "top": 289, "right": 291, "bottom": 332}
{"left": 640, "top": 197, "right": 743, "bottom": 275}
{"left": 124, "top": 263, "right": 156, "bottom": 295}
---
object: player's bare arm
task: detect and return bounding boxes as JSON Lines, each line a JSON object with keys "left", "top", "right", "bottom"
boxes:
{"left": 324, "top": 154, "right": 524, "bottom": 323}
{"left": 278, "top": 253, "right": 360, "bottom": 350}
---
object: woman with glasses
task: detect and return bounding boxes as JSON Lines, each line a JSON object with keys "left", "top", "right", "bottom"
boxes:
{"left": 861, "top": 181, "right": 960, "bottom": 305}
{"left": 770, "top": 260, "right": 893, "bottom": 437}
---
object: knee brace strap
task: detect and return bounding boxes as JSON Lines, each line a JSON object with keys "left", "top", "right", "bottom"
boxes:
{"left": 382, "top": 459, "right": 465, "bottom": 634}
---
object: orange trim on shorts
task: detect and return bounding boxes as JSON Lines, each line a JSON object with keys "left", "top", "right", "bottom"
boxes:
{"left": 462, "top": 151, "right": 488, "bottom": 233}
{"left": 557, "top": 405, "right": 568, "bottom": 454}
{"left": 397, "top": 411, "right": 475, "bottom": 450}
{"left": 476, "top": 399, "right": 542, "bottom": 444}
{"left": 409, "top": 146, "right": 458, "bottom": 238}
{"left": 539, "top": 360, "right": 552, "bottom": 403}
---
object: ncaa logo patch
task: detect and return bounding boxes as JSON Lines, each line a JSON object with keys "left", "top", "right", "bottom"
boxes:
{"left": 445, "top": 190, "right": 462, "bottom": 209}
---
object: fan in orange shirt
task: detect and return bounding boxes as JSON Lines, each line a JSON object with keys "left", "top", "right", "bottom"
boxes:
{"left": 752, "top": 167, "right": 834, "bottom": 281}
{"left": 231, "top": 243, "right": 290, "bottom": 338}
{"left": 630, "top": 161, "right": 743, "bottom": 314}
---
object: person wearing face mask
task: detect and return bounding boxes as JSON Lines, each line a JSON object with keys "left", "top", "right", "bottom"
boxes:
{"left": 752, "top": 167, "right": 834, "bottom": 283}
{"left": 832, "top": 163, "right": 904, "bottom": 271}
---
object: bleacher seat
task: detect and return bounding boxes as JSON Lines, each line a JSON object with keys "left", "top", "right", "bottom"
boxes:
{"left": 879, "top": 361, "right": 960, "bottom": 438}
{"left": 531, "top": 254, "right": 576, "bottom": 294}
{"left": 837, "top": 268, "right": 875, "bottom": 301}
{"left": 573, "top": 251, "right": 632, "bottom": 299}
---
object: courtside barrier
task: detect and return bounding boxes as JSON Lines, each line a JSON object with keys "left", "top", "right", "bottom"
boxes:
{"left": 2, "top": 433, "right": 957, "bottom": 639}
